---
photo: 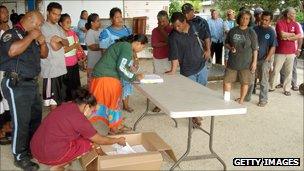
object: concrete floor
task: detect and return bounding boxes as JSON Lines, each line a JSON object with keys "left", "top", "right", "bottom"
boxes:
{"left": 0, "top": 59, "right": 303, "bottom": 170}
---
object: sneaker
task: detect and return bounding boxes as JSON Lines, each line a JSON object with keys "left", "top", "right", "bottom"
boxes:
{"left": 291, "top": 86, "right": 299, "bottom": 91}
{"left": 14, "top": 158, "right": 39, "bottom": 171}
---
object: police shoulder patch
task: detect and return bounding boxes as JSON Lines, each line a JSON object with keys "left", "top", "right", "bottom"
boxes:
{"left": 2, "top": 33, "right": 12, "bottom": 42}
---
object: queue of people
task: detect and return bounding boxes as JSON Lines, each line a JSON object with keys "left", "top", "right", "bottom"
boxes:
{"left": 0, "top": 2, "right": 303, "bottom": 171}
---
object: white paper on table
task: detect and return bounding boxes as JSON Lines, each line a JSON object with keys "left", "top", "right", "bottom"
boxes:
{"left": 140, "top": 74, "right": 164, "bottom": 84}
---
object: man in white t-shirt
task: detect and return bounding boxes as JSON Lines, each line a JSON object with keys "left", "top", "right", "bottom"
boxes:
{"left": 41, "top": 2, "right": 69, "bottom": 110}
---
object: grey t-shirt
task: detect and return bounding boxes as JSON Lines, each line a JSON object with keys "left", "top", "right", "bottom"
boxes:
{"left": 40, "top": 21, "right": 67, "bottom": 78}
{"left": 225, "top": 27, "right": 258, "bottom": 70}
{"left": 85, "top": 29, "right": 102, "bottom": 68}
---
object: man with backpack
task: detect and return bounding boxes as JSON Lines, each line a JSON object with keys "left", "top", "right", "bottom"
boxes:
{"left": 167, "top": 12, "right": 210, "bottom": 126}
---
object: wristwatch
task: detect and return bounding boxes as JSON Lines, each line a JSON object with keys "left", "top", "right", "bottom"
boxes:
{"left": 297, "top": 49, "right": 302, "bottom": 52}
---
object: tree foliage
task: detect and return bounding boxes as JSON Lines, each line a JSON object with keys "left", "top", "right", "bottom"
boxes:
{"left": 215, "top": 0, "right": 300, "bottom": 12}
{"left": 169, "top": 0, "right": 182, "bottom": 18}
{"left": 169, "top": 0, "right": 202, "bottom": 18}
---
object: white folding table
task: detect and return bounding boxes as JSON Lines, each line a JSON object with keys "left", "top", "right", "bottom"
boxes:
{"left": 133, "top": 74, "right": 247, "bottom": 170}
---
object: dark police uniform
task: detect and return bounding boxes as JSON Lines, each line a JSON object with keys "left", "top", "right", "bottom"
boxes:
{"left": 0, "top": 24, "right": 42, "bottom": 161}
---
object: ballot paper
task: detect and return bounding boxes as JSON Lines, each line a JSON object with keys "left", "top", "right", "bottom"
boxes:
{"left": 105, "top": 143, "right": 147, "bottom": 155}
{"left": 140, "top": 74, "right": 164, "bottom": 84}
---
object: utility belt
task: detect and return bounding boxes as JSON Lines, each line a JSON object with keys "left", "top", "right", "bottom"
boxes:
{"left": 4, "top": 72, "right": 38, "bottom": 86}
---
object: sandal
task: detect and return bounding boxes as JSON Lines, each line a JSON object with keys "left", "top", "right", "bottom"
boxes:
{"left": 234, "top": 98, "right": 244, "bottom": 104}
{"left": 0, "top": 137, "right": 11, "bottom": 145}
{"left": 257, "top": 101, "right": 267, "bottom": 107}
{"left": 192, "top": 117, "right": 203, "bottom": 127}
{"left": 283, "top": 91, "right": 291, "bottom": 96}
{"left": 275, "top": 84, "right": 283, "bottom": 88}
{"left": 152, "top": 107, "right": 161, "bottom": 113}
{"left": 269, "top": 89, "right": 275, "bottom": 92}
{"left": 0, "top": 131, "right": 11, "bottom": 145}
{"left": 123, "top": 107, "right": 134, "bottom": 113}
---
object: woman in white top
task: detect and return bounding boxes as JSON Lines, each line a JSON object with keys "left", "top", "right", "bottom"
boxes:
{"left": 77, "top": 10, "right": 88, "bottom": 47}
{"left": 85, "top": 13, "right": 102, "bottom": 86}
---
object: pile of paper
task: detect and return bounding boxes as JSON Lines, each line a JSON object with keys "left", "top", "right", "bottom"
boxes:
{"left": 140, "top": 74, "right": 164, "bottom": 84}
{"left": 105, "top": 143, "right": 147, "bottom": 155}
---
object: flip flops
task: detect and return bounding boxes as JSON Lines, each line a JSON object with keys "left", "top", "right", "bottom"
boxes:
{"left": 0, "top": 131, "right": 11, "bottom": 145}
{"left": 123, "top": 107, "right": 134, "bottom": 113}
{"left": 152, "top": 107, "right": 161, "bottom": 113}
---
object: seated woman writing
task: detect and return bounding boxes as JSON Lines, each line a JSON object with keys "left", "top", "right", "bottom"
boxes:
{"left": 30, "top": 88, "right": 125, "bottom": 171}
{"left": 90, "top": 34, "right": 147, "bottom": 134}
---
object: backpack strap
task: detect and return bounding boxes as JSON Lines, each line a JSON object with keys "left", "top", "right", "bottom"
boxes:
{"left": 191, "top": 24, "right": 204, "bottom": 52}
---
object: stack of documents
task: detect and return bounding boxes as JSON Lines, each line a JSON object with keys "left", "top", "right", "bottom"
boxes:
{"left": 140, "top": 74, "right": 164, "bottom": 84}
{"left": 105, "top": 143, "right": 147, "bottom": 155}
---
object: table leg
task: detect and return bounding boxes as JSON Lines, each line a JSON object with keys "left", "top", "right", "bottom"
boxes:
{"left": 133, "top": 98, "right": 150, "bottom": 131}
{"left": 209, "top": 116, "right": 227, "bottom": 170}
{"left": 170, "top": 117, "right": 227, "bottom": 171}
{"left": 170, "top": 118, "right": 192, "bottom": 170}
{"left": 172, "top": 118, "right": 178, "bottom": 128}
{"left": 133, "top": 98, "right": 178, "bottom": 130}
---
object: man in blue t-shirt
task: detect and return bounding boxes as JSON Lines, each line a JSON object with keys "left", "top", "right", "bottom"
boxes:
{"left": 245, "top": 11, "right": 278, "bottom": 106}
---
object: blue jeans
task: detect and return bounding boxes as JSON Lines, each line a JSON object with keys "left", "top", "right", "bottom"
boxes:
{"left": 187, "top": 66, "right": 209, "bottom": 86}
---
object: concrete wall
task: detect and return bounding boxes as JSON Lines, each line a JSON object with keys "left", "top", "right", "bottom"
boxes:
{"left": 1, "top": 0, "right": 26, "bottom": 15}
{"left": 40, "top": 0, "right": 169, "bottom": 34}
{"left": 40, "top": 0, "right": 124, "bottom": 27}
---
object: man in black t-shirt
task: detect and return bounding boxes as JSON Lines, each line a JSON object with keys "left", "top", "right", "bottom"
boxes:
{"left": 167, "top": 12, "right": 210, "bottom": 126}
{"left": 181, "top": 3, "right": 211, "bottom": 59}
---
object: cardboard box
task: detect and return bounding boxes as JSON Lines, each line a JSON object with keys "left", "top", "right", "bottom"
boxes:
{"left": 80, "top": 132, "right": 176, "bottom": 170}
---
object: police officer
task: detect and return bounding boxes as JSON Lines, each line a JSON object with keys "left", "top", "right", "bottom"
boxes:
{"left": 0, "top": 11, "right": 48, "bottom": 171}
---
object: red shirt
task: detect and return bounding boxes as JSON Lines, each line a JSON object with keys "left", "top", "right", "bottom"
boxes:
{"left": 151, "top": 25, "right": 173, "bottom": 59}
{"left": 275, "top": 19, "right": 300, "bottom": 54}
{"left": 30, "top": 103, "right": 96, "bottom": 163}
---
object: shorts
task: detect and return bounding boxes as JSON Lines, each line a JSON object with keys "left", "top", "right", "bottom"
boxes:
{"left": 122, "top": 79, "right": 133, "bottom": 99}
{"left": 224, "top": 68, "right": 252, "bottom": 84}
{"left": 43, "top": 76, "right": 66, "bottom": 106}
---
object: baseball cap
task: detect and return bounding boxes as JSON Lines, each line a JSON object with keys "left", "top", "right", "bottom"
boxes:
{"left": 181, "top": 3, "right": 194, "bottom": 14}
{"left": 254, "top": 7, "right": 263, "bottom": 16}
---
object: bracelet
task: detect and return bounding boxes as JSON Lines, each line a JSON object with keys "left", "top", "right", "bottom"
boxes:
{"left": 297, "top": 49, "right": 302, "bottom": 52}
